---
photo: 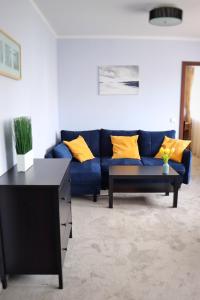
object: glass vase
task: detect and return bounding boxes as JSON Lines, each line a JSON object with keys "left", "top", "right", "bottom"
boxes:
{"left": 162, "top": 162, "right": 169, "bottom": 175}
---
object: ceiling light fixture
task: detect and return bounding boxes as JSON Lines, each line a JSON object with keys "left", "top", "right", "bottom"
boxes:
{"left": 149, "top": 7, "right": 183, "bottom": 26}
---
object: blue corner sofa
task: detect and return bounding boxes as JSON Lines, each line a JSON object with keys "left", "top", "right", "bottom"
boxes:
{"left": 45, "top": 129, "right": 192, "bottom": 201}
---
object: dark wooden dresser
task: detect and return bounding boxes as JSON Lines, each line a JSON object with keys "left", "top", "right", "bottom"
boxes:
{"left": 0, "top": 158, "right": 71, "bottom": 289}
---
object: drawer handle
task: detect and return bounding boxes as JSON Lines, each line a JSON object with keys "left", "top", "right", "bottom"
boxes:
{"left": 62, "top": 248, "right": 67, "bottom": 251}
{"left": 68, "top": 221, "right": 72, "bottom": 225}
{"left": 61, "top": 223, "right": 67, "bottom": 227}
{"left": 61, "top": 197, "right": 65, "bottom": 201}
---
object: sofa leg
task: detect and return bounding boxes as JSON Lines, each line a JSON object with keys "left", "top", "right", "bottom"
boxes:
{"left": 93, "top": 194, "right": 97, "bottom": 202}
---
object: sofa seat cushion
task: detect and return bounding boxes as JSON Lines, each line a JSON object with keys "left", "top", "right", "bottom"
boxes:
{"left": 101, "top": 157, "right": 142, "bottom": 174}
{"left": 70, "top": 158, "right": 101, "bottom": 185}
{"left": 141, "top": 157, "right": 185, "bottom": 176}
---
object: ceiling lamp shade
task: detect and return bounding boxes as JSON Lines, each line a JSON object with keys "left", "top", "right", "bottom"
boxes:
{"left": 149, "top": 7, "right": 183, "bottom": 26}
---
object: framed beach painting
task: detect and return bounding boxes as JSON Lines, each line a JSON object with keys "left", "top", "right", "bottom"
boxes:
{"left": 99, "top": 65, "right": 139, "bottom": 95}
{"left": 0, "top": 29, "right": 21, "bottom": 80}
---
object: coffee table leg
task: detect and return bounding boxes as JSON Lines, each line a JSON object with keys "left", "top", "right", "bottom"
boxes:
{"left": 109, "top": 177, "right": 113, "bottom": 208}
{"left": 173, "top": 180, "right": 179, "bottom": 208}
{"left": 1, "top": 276, "right": 7, "bottom": 289}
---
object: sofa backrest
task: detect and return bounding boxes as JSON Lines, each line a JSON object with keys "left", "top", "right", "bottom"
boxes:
{"left": 100, "top": 129, "right": 139, "bottom": 157}
{"left": 59, "top": 129, "right": 176, "bottom": 159}
{"left": 61, "top": 130, "right": 100, "bottom": 157}
{"left": 138, "top": 130, "right": 176, "bottom": 157}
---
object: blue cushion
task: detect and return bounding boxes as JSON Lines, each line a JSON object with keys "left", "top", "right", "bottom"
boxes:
{"left": 70, "top": 158, "right": 101, "bottom": 185}
{"left": 141, "top": 157, "right": 185, "bottom": 176}
{"left": 61, "top": 130, "right": 100, "bottom": 157}
{"left": 102, "top": 157, "right": 142, "bottom": 174}
{"left": 138, "top": 130, "right": 176, "bottom": 157}
{"left": 100, "top": 129, "right": 139, "bottom": 157}
{"left": 141, "top": 157, "right": 163, "bottom": 167}
{"left": 53, "top": 143, "right": 72, "bottom": 159}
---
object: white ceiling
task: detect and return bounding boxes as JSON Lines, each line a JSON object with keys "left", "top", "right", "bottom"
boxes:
{"left": 33, "top": 0, "right": 200, "bottom": 38}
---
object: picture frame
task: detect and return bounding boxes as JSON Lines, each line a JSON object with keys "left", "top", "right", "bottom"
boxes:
{"left": 98, "top": 65, "right": 139, "bottom": 95}
{"left": 0, "top": 29, "right": 21, "bottom": 80}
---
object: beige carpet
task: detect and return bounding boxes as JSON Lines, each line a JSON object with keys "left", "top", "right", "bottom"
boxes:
{"left": 1, "top": 157, "right": 200, "bottom": 300}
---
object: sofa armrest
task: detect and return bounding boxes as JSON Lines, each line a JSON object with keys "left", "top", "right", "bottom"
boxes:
{"left": 53, "top": 143, "right": 72, "bottom": 159}
{"left": 45, "top": 143, "right": 72, "bottom": 159}
{"left": 45, "top": 149, "right": 54, "bottom": 158}
{"left": 182, "top": 149, "right": 192, "bottom": 184}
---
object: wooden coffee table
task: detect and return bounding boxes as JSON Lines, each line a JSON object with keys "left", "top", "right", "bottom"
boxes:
{"left": 109, "top": 165, "right": 182, "bottom": 208}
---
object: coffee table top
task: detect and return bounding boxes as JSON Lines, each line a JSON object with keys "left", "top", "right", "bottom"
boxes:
{"left": 109, "top": 165, "right": 180, "bottom": 178}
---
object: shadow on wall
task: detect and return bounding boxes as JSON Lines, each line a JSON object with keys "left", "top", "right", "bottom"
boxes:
{"left": 56, "top": 131, "right": 60, "bottom": 144}
{"left": 44, "top": 131, "right": 60, "bottom": 157}
{"left": 4, "top": 120, "right": 14, "bottom": 171}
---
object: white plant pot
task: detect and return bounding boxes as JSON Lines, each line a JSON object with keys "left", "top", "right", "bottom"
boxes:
{"left": 17, "top": 150, "right": 33, "bottom": 172}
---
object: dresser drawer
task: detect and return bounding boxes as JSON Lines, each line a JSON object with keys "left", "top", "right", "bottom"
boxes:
{"left": 59, "top": 169, "right": 71, "bottom": 199}
{"left": 59, "top": 184, "right": 70, "bottom": 202}
{"left": 59, "top": 196, "right": 71, "bottom": 224}
{"left": 60, "top": 223, "right": 72, "bottom": 264}
{"left": 59, "top": 167, "right": 71, "bottom": 225}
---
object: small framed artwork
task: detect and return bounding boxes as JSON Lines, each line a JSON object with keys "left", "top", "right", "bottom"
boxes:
{"left": 99, "top": 65, "right": 139, "bottom": 95}
{"left": 0, "top": 29, "right": 21, "bottom": 80}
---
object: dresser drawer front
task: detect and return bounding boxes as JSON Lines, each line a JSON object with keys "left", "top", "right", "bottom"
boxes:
{"left": 59, "top": 167, "right": 71, "bottom": 225}
{"left": 59, "top": 169, "right": 71, "bottom": 199}
{"left": 61, "top": 223, "right": 72, "bottom": 264}
{"left": 59, "top": 183, "right": 71, "bottom": 202}
{"left": 59, "top": 196, "right": 71, "bottom": 225}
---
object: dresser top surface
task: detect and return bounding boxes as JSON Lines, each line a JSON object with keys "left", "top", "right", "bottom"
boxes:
{"left": 0, "top": 159, "right": 70, "bottom": 186}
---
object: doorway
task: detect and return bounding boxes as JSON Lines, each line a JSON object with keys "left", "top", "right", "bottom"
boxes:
{"left": 179, "top": 61, "right": 200, "bottom": 157}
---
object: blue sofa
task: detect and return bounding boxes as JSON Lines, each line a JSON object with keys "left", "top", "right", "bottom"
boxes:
{"left": 45, "top": 129, "right": 192, "bottom": 200}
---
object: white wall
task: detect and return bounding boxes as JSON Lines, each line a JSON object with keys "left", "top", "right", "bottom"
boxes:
{"left": 58, "top": 38, "right": 200, "bottom": 135}
{"left": 0, "top": 0, "right": 59, "bottom": 176}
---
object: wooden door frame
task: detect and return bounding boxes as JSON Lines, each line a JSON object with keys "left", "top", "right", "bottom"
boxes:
{"left": 179, "top": 61, "right": 200, "bottom": 138}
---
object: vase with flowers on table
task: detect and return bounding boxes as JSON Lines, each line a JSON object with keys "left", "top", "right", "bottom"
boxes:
{"left": 159, "top": 146, "right": 175, "bottom": 175}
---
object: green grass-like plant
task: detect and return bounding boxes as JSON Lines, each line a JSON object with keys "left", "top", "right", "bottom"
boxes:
{"left": 14, "top": 117, "right": 32, "bottom": 155}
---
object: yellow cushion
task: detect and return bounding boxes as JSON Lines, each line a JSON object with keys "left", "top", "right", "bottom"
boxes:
{"left": 155, "top": 136, "right": 191, "bottom": 163}
{"left": 111, "top": 135, "right": 140, "bottom": 159}
{"left": 63, "top": 135, "right": 94, "bottom": 163}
